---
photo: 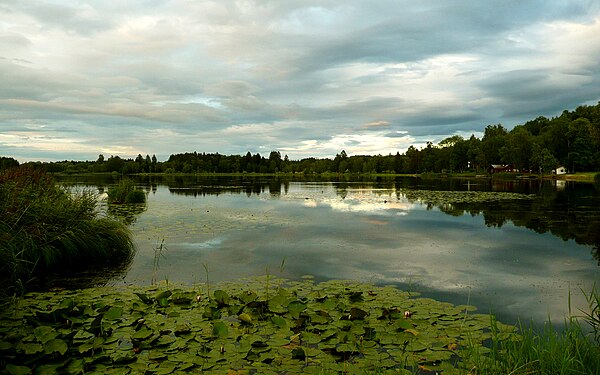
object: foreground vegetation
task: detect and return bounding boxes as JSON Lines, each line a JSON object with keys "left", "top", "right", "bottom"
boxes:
{"left": 0, "top": 277, "right": 598, "bottom": 374}
{"left": 0, "top": 167, "right": 135, "bottom": 296}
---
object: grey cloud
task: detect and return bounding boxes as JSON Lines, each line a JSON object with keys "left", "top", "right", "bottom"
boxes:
{"left": 2, "top": 1, "right": 600, "bottom": 161}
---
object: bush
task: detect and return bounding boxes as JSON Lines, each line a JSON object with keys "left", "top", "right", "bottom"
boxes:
{"left": 0, "top": 166, "right": 135, "bottom": 295}
{"left": 108, "top": 179, "right": 146, "bottom": 204}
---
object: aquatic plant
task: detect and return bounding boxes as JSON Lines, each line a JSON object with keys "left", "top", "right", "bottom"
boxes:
{"left": 579, "top": 284, "right": 600, "bottom": 345}
{"left": 108, "top": 179, "right": 146, "bottom": 204}
{"left": 0, "top": 167, "right": 135, "bottom": 295}
{"left": 0, "top": 277, "right": 513, "bottom": 374}
{"left": 463, "top": 287, "right": 600, "bottom": 375}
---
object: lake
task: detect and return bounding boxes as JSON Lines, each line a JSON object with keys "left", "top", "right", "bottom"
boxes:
{"left": 57, "top": 175, "right": 600, "bottom": 329}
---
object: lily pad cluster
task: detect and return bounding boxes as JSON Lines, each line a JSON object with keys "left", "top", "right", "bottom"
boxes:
{"left": 400, "top": 190, "right": 536, "bottom": 205}
{"left": 0, "top": 277, "right": 515, "bottom": 374}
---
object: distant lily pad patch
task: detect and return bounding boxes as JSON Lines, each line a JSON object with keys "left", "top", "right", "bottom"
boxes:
{"left": 400, "top": 189, "right": 536, "bottom": 205}
{"left": 0, "top": 277, "right": 515, "bottom": 374}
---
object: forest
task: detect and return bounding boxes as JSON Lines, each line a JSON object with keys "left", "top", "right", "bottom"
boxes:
{"left": 2, "top": 102, "right": 600, "bottom": 175}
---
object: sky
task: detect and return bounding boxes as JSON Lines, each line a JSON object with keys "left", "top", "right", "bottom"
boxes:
{"left": 1, "top": 1, "right": 600, "bottom": 162}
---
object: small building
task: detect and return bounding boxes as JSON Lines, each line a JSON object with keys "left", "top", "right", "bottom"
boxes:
{"left": 555, "top": 166, "right": 567, "bottom": 175}
{"left": 491, "top": 164, "right": 512, "bottom": 173}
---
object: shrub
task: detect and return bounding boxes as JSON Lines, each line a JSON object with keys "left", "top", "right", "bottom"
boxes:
{"left": 108, "top": 179, "right": 146, "bottom": 204}
{"left": 0, "top": 166, "right": 134, "bottom": 295}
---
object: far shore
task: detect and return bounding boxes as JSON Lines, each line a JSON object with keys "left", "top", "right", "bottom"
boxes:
{"left": 50, "top": 170, "right": 599, "bottom": 182}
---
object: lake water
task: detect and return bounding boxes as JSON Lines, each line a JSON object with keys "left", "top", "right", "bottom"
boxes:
{"left": 58, "top": 175, "right": 600, "bottom": 328}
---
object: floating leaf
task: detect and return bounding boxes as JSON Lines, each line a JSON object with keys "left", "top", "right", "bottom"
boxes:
{"left": 214, "top": 290, "right": 230, "bottom": 306}
{"left": 213, "top": 321, "right": 229, "bottom": 338}
{"left": 104, "top": 306, "right": 123, "bottom": 321}
{"left": 6, "top": 364, "right": 31, "bottom": 375}
{"left": 133, "top": 327, "right": 153, "bottom": 340}
{"left": 34, "top": 326, "right": 58, "bottom": 343}
{"left": 135, "top": 292, "right": 152, "bottom": 304}
{"left": 238, "top": 313, "right": 253, "bottom": 324}
{"left": 291, "top": 347, "right": 306, "bottom": 360}
{"left": 44, "top": 339, "right": 68, "bottom": 355}
{"left": 287, "top": 301, "right": 306, "bottom": 317}
{"left": 271, "top": 316, "right": 287, "bottom": 329}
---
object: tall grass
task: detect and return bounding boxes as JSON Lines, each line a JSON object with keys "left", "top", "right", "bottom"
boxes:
{"left": 464, "top": 296, "right": 600, "bottom": 374}
{"left": 0, "top": 166, "right": 135, "bottom": 295}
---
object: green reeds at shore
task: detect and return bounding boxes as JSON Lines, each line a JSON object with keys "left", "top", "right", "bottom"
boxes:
{"left": 464, "top": 287, "right": 600, "bottom": 375}
{"left": 107, "top": 179, "right": 146, "bottom": 204}
{"left": 0, "top": 166, "right": 135, "bottom": 295}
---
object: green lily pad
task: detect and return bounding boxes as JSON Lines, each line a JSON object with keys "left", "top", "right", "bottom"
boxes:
{"left": 104, "top": 306, "right": 123, "bottom": 321}
{"left": 44, "top": 338, "right": 68, "bottom": 355}
{"left": 212, "top": 321, "right": 228, "bottom": 339}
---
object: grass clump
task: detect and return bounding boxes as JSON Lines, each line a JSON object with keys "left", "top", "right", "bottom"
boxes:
{"left": 107, "top": 179, "right": 146, "bottom": 204}
{"left": 465, "top": 293, "right": 600, "bottom": 374}
{"left": 0, "top": 166, "right": 135, "bottom": 295}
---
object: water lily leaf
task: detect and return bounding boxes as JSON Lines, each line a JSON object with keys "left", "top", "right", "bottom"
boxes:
{"left": 171, "top": 292, "right": 193, "bottom": 305}
{"left": 34, "top": 326, "right": 58, "bottom": 343}
{"left": 348, "top": 307, "right": 368, "bottom": 320}
{"left": 29, "top": 364, "right": 59, "bottom": 375}
{"left": 291, "top": 347, "right": 305, "bottom": 360}
{"left": 44, "top": 338, "right": 68, "bottom": 355}
{"left": 135, "top": 293, "right": 152, "bottom": 304}
{"left": 73, "top": 330, "right": 95, "bottom": 341}
{"left": 21, "top": 342, "right": 43, "bottom": 355}
{"left": 271, "top": 316, "right": 287, "bottom": 329}
{"left": 348, "top": 291, "right": 363, "bottom": 302}
{"left": 111, "top": 352, "right": 137, "bottom": 364}
{"left": 212, "top": 321, "right": 229, "bottom": 339}
{"left": 133, "top": 327, "right": 153, "bottom": 340}
{"left": 155, "top": 361, "right": 177, "bottom": 375}
{"left": 104, "top": 306, "right": 123, "bottom": 321}
{"left": 238, "top": 313, "right": 253, "bottom": 324}
{"left": 239, "top": 291, "right": 258, "bottom": 304}
{"left": 155, "top": 290, "right": 172, "bottom": 300}
{"left": 5, "top": 364, "right": 31, "bottom": 375}
{"left": 214, "top": 290, "right": 230, "bottom": 306}
{"left": 287, "top": 301, "right": 306, "bottom": 317}
{"left": 394, "top": 319, "right": 413, "bottom": 331}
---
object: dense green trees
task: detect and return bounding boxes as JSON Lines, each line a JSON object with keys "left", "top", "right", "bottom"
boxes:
{"left": 5, "top": 102, "right": 600, "bottom": 175}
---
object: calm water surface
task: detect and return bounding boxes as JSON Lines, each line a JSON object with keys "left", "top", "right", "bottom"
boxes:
{"left": 59, "top": 175, "right": 600, "bottom": 328}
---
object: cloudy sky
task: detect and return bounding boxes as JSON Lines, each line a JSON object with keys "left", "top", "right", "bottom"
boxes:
{"left": 1, "top": 1, "right": 600, "bottom": 162}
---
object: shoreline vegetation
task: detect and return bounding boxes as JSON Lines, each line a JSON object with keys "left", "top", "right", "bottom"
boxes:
{"left": 0, "top": 166, "right": 135, "bottom": 297}
{"left": 52, "top": 170, "right": 599, "bottom": 182}
{"left": 1, "top": 277, "right": 598, "bottom": 374}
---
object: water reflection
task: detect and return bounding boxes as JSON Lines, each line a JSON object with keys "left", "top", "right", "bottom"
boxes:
{"left": 55, "top": 175, "right": 600, "bottom": 328}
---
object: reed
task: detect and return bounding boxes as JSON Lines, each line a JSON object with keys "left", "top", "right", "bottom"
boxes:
{"left": 0, "top": 166, "right": 134, "bottom": 295}
{"left": 107, "top": 179, "right": 146, "bottom": 204}
{"left": 465, "top": 300, "right": 600, "bottom": 374}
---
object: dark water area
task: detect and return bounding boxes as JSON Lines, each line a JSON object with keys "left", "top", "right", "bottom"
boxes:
{"left": 55, "top": 174, "right": 600, "bottom": 329}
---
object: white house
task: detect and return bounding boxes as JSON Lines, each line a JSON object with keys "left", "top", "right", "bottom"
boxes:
{"left": 555, "top": 166, "right": 567, "bottom": 175}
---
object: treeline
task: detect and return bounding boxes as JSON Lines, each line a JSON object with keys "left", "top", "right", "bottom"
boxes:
{"left": 2, "top": 102, "right": 600, "bottom": 174}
